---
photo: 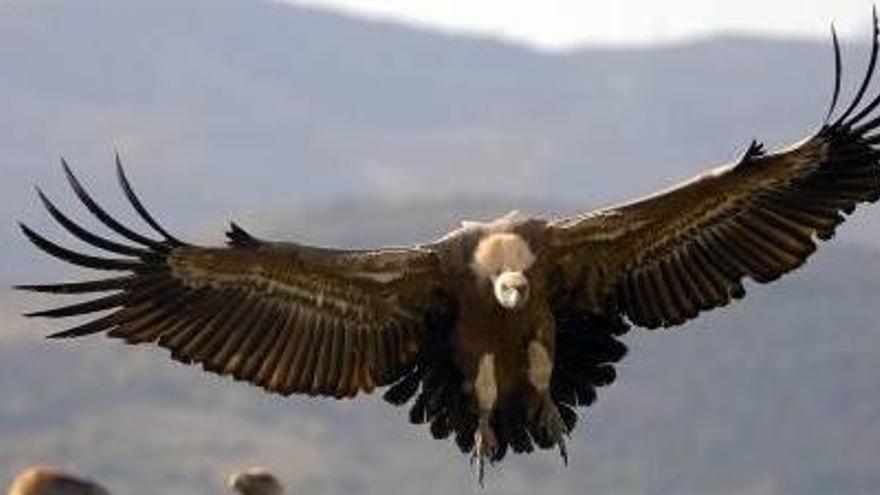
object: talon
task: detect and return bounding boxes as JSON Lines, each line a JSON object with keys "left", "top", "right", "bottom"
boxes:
{"left": 558, "top": 435, "right": 568, "bottom": 465}
{"left": 536, "top": 396, "right": 570, "bottom": 465}
{"left": 473, "top": 421, "right": 497, "bottom": 486}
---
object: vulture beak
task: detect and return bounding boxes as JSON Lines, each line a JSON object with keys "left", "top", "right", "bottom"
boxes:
{"left": 493, "top": 271, "right": 529, "bottom": 310}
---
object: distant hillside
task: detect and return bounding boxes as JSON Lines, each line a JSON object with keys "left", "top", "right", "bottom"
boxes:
{"left": 5, "top": 0, "right": 880, "bottom": 282}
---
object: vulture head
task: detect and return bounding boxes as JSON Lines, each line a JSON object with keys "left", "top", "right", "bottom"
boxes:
{"left": 471, "top": 231, "right": 536, "bottom": 310}
{"left": 493, "top": 271, "right": 530, "bottom": 309}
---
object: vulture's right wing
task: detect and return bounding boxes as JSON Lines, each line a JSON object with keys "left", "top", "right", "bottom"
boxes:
{"left": 548, "top": 18, "right": 880, "bottom": 329}
{"left": 18, "top": 160, "right": 445, "bottom": 399}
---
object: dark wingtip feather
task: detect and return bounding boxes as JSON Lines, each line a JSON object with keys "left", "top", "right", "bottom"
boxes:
{"left": 748, "top": 139, "right": 765, "bottom": 156}
{"left": 115, "top": 154, "right": 186, "bottom": 246}
{"left": 384, "top": 372, "right": 421, "bottom": 406}
{"left": 60, "top": 157, "right": 166, "bottom": 250}
{"left": 825, "top": 24, "right": 843, "bottom": 126}
{"left": 34, "top": 184, "right": 151, "bottom": 258}
{"left": 226, "top": 221, "right": 261, "bottom": 248}
{"left": 19, "top": 221, "right": 140, "bottom": 271}
{"left": 60, "top": 156, "right": 77, "bottom": 186}
{"left": 14, "top": 277, "right": 132, "bottom": 295}
{"left": 17, "top": 222, "right": 41, "bottom": 247}
{"left": 15, "top": 283, "right": 64, "bottom": 293}
{"left": 739, "top": 139, "right": 766, "bottom": 165}
{"left": 47, "top": 322, "right": 109, "bottom": 339}
{"left": 833, "top": 13, "right": 880, "bottom": 128}
{"left": 847, "top": 10, "right": 880, "bottom": 133}
{"left": 23, "top": 293, "right": 126, "bottom": 318}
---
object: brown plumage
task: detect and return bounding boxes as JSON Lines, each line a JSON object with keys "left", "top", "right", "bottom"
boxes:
{"left": 17, "top": 13, "right": 880, "bottom": 483}
{"left": 7, "top": 467, "right": 109, "bottom": 495}
{"left": 228, "top": 468, "right": 283, "bottom": 495}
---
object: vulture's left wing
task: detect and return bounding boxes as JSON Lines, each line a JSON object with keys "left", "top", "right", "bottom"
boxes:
{"left": 548, "top": 21, "right": 880, "bottom": 329}
{"left": 18, "top": 160, "right": 444, "bottom": 398}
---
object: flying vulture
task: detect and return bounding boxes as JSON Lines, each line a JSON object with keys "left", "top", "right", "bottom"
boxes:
{"left": 17, "top": 15, "right": 880, "bottom": 483}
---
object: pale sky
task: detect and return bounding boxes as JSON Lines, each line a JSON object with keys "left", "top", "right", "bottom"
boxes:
{"left": 285, "top": 0, "right": 877, "bottom": 50}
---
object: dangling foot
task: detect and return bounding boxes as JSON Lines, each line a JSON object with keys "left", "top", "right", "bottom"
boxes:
{"left": 471, "top": 419, "right": 498, "bottom": 486}
{"left": 471, "top": 353, "right": 499, "bottom": 486}
{"left": 536, "top": 396, "right": 569, "bottom": 464}
{"left": 525, "top": 340, "right": 567, "bottom": 463}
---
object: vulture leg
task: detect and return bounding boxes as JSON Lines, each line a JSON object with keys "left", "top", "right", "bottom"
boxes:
{"left": 527, "top": 340, "right": 568, "bottom": 464}
{"left": 472, "top": 352, "right": 498, "bottom": 486}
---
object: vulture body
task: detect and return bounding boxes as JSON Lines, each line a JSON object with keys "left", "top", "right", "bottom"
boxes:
{"left": 17, "top": 15, "right": 880, "bottom": 482}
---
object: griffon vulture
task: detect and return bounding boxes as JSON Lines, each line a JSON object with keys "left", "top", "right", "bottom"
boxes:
{"left": 17, "top": 13, "right": 880, "bottom": 483}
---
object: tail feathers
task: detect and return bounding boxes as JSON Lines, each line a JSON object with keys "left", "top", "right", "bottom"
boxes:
{"left": 383, "top": 306, "right": 625, "bottom": 463}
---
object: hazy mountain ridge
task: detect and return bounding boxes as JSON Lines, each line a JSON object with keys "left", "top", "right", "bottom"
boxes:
{"left": 5, "top": 0, "right": 879, "bottom": 281}
{"left": 2, "top": 1, "right": 880, "bottom": 494}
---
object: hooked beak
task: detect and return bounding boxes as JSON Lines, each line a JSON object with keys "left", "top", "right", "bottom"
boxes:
{"left": 493, "top": 271, "right": 529, "bottom": 310}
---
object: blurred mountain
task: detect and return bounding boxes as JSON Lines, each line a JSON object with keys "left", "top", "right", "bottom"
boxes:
{"left": 2, "top": 1, "right": 880, "bottom": 494}
{"left": 5, "top": 0, "right": 880, "bottom": 279}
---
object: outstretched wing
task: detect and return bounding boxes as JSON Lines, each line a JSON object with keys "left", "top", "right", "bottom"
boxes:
{"left": 18, "top": 158, "right": 445, "bottom": 398}
{"left": 548, "top": 18, "right": 880, "bottom": 329}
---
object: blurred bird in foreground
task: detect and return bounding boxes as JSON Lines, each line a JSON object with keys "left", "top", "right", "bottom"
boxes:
{"left": 228, "top": 468, "right": 284, "bottom": 495}
{"left": 7, "top": 466, "right": 284, "bottom": 495}
{"left": 7, "top": 467, "right": 109, "bottom": 495}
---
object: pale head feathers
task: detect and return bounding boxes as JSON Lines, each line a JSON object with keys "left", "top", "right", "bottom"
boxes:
{"left": 470, "top": 233, "right": 535, "bottom": 310}
{"left": 461, "top": 210, "right": 525, "bottom": 231}
{"left": 470, "top": 233, "right": 536, "bottom": 281}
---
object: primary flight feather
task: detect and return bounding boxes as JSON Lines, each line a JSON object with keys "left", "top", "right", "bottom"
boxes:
{"left": 18, "top": 13, "right": 880, "bottom": 483}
